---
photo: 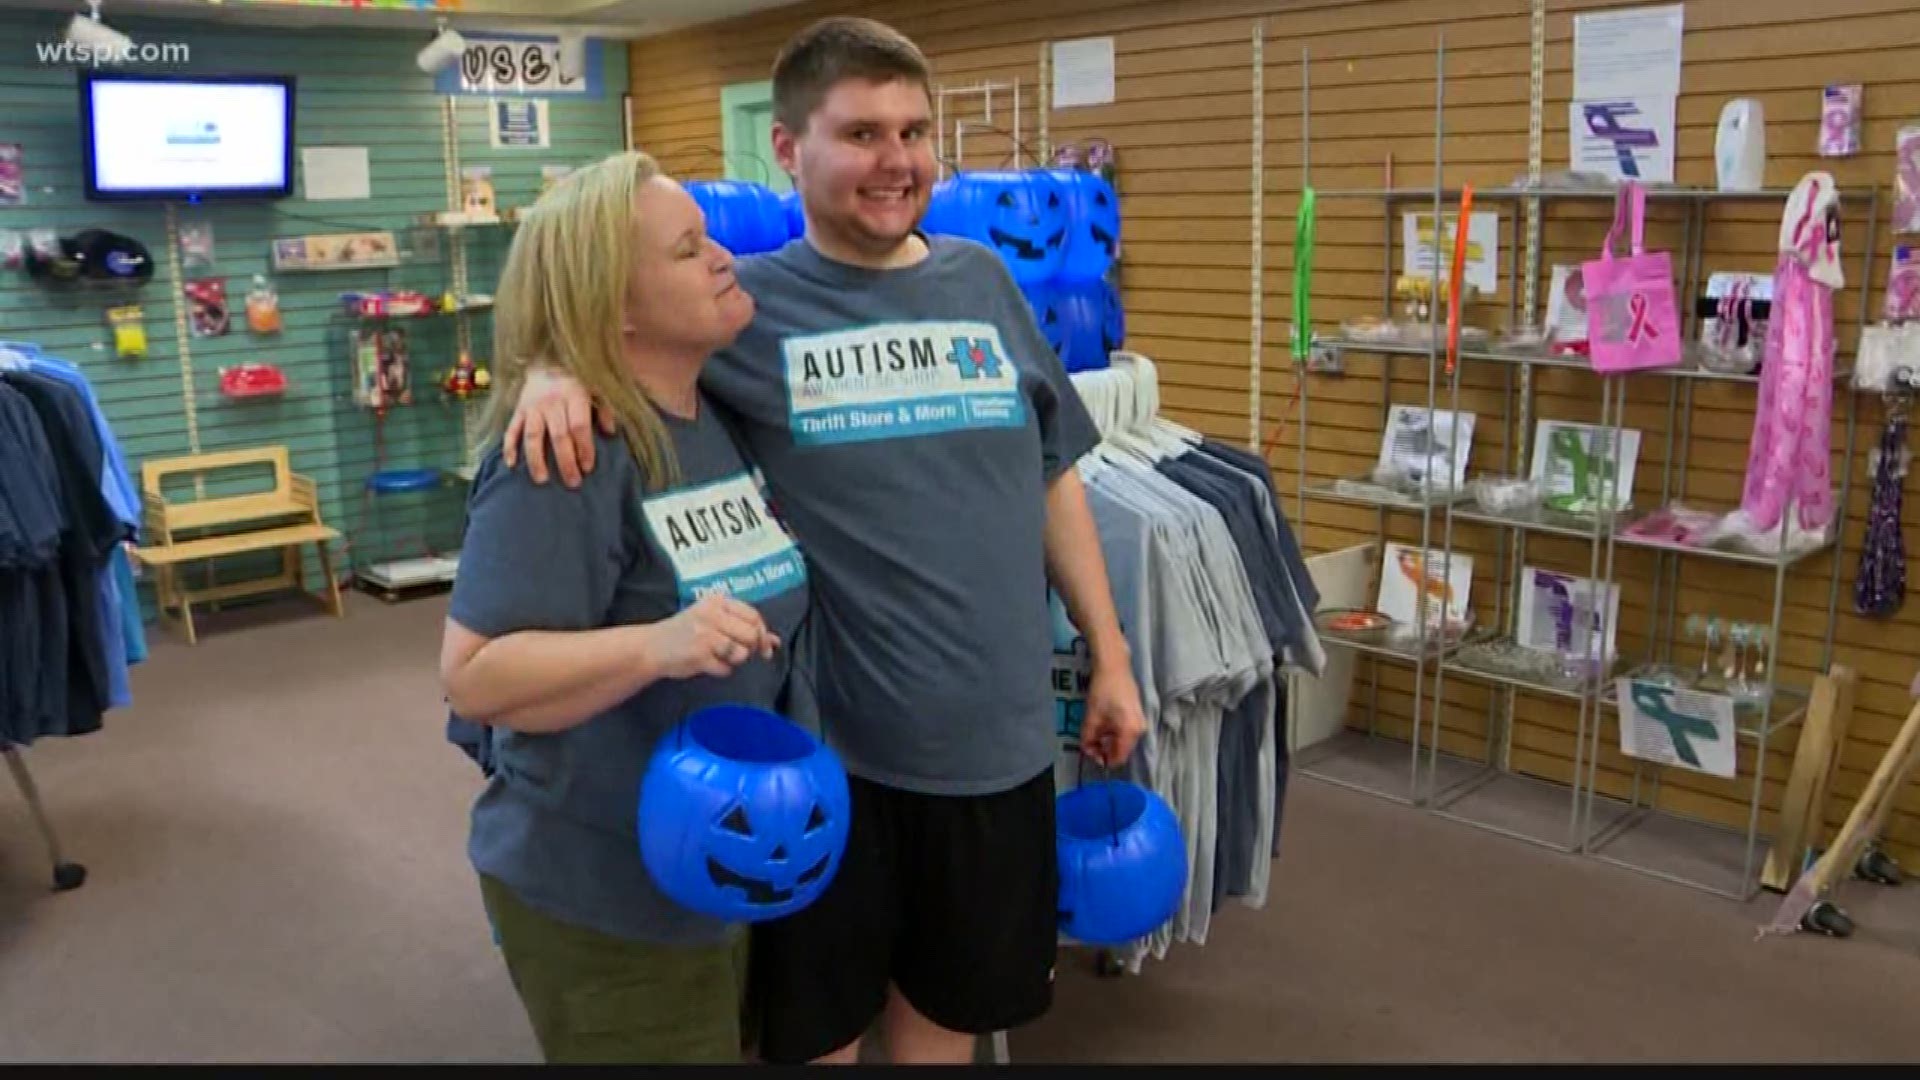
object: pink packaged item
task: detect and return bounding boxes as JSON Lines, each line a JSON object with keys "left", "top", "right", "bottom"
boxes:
{"left": 1897, "top": 125, "right": 1920, "bottom": 234}
{"left": 1819, "top": 85, "right": 1862, "bottom": 159}
{"left": 1583, "top": 181, "right": 1682, "bottom": 373}
{"left": 1888, "top": 247, "right": 1920, "bottom": 323}
{"left": 1621, "top": 505, "right": 1719, "bottom": 546}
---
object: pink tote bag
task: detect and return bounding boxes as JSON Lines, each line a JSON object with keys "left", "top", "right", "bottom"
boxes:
{"left": 1582, "top": 181, "right": 1682, "bottom": 373}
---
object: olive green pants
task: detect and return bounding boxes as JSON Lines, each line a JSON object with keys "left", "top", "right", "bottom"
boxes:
{"left": 479, "top": 875, "right": 751, "bottom": 1064}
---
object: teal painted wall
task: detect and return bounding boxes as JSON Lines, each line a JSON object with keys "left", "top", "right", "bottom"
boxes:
{"left": 0, "top": 12, "right": 629, "bottom": 612}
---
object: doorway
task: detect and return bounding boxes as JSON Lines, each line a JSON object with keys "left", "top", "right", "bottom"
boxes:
{"left": 721, "top": 80, "right": 789, "bottom": 191}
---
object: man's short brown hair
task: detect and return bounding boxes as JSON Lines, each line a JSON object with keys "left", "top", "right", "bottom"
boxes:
{"left": 771, "top": 17, "right": 932, "bottom": 133}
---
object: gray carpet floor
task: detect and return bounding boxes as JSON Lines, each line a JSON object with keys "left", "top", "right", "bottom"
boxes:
{"left": 3, "top": 591, "right": 1918, "bottom": 1063}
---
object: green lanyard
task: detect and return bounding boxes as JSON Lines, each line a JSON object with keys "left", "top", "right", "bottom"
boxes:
{"left": 1292, "top": 187, "right": 1316, "bottom": 360}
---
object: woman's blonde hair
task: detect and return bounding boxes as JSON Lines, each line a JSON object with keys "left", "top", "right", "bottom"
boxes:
{"left": 477, "top": 149, "right": 678, "bottom": 489}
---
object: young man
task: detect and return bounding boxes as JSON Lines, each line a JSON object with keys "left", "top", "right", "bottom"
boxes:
{"left": 501, "top": 17, "right": 1146, "bottom": 1064}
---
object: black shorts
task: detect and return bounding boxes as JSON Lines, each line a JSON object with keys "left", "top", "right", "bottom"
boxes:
{"left": 749, "top": 767, "right": 1059, "bottom": 1063}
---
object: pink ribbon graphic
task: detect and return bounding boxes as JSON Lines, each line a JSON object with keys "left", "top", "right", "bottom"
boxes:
{"left": 1626, "top": 292, "right": 1658, "bottom": 344}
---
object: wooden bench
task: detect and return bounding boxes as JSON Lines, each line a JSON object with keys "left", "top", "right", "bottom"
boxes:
{"left": 130, "top": 446, "right": 346, "bottom": 644}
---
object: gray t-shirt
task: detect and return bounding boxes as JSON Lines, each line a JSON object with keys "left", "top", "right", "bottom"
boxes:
{"left": 450, "top": 402, "right": 811, "bottom": 943}
{"left": 701, "top": 235, "right": 1100, "bottom": 796}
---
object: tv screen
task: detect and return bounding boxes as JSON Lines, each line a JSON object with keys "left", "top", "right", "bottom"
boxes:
{"left": 81, "top": 73, "right": 295, "bottom": 202}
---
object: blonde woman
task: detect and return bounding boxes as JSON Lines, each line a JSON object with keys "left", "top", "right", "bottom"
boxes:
{"left": 438, "top": 150, "right": 810, "bottom": 1063}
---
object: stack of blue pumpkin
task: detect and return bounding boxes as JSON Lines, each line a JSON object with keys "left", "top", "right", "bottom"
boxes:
{"left": 682, "top": 180, "right": 799, "bottom": 257}
{"left": 686, "top": 171, "right": 1124, "bottom": 373}
{"left": 922, "top": 169, "right": 1124, "bottom": 373}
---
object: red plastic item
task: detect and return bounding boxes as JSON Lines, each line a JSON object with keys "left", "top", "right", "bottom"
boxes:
{"left": 220, "top": 363, "right": 289, "bottom": 399}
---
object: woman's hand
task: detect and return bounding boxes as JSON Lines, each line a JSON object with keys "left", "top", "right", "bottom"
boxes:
{"left": 503, "top": 364, "right": 614, "bottom": 488}
{"left": 643, "top": 594, "right": 781, "bottom": 681}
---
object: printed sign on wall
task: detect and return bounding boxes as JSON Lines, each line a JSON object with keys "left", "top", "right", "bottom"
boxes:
{"left": 434, "top": 33, "right": 604, "bottom": 98}
{"left": 1616, "top": 679, "right": 1737, "bottom": 779}
{"left": 489, "top": 100, "right": 551, "bottom": 148}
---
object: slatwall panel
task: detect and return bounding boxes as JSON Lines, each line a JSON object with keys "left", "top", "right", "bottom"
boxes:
{"left": 1259, "top": 1, "right": 1538, "bottom": 807}
{"left": 627, "top": 0, "right": 1920, "bottom": 865}
{"left": 1542, "top": 0, "right": 1920, "bottom": 854}
{"left": 1257, "top": 0, "right": 1920, "bottom": 858}
{"left": 0, "top": 12, "right": 627, "bottom": 613}
{"left": 628, "top": 0, "right": 1270, "bottom": 447}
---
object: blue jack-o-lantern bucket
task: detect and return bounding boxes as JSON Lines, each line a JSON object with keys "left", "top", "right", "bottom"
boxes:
{"left": 685, "top": 180, "right": 789, "bottom": 256}
{"left": 778, "top": 189, "right": 805, "bottom": 241}
{"left": 1050, "top": 169, "right": 1121, "bottom": 283}
{"left": 923, "top": 170, "right": 1068, "bottom": 285}
{"left": 638, "top": 704, "right": 851, "bottom": 923}
{"left": 1051, "top": 278, "right": 1125, "bottom": 372}
{"left": 1056, "top": 780, "right": 1186, "bottom": 946}
{"left": 1020, "top": 281, "right": 1069, "bottom": 362}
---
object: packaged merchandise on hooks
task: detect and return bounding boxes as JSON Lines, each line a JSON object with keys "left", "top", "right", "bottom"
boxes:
{"left": 1896, "top": 125, "right": 1920, "bottom": 234}
{"left": 351, "top": 326, "right": 412, "bottom": 413}
{"left": 245, "top": 276, "right": 282, "bottom": 335}
{"left": 1819, "top": 84, "right": 1863, "bottom": 159}
{"left": 1885, "top": 246, "right": 1920, "bottom": 323}
{"left": 183, "top": 279, "right": 228, "bottom": 337}
{"left": 105, "top": 304, "right": 145, "bottom": 359}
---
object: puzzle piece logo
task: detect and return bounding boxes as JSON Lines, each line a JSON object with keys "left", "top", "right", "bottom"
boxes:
{"left": 946, "top": 337, "right": 1005, "bottom": 380}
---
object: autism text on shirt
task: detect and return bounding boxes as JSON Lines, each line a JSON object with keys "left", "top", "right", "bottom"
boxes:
{"left": 791, "top": 339, "right": 950, "bottom": 401}
{"left": 660, "top": 493, "right": 765, "bottom": 552}
{"left": 796, "top": 337, "right": 943, "bottom": 381}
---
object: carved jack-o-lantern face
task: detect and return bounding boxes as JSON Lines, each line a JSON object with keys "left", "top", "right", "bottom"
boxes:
{"left": 704, "top": 791, "right": 836, "bottom": 906}
{"left": 988, "top": 184, "right": 1068, "bottom": 268}
{"left": 1053, "top": 170, "right": 1122, "bottom": 284}
{"left": 638, "top": 705, "right": 852, "bottom": 923}
{"left": 920, "top": 172, "right": 1070, "bottom": 285}
{"left": 1079, "top": 179, "right": 1120, "bottom": 261}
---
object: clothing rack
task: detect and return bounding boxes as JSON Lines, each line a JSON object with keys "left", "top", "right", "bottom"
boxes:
{"left": 3, "top": 746, "right": 87, "bottom": 891}
{"left": 1061, "top": 350, "right": 1319, "bottom": 962}
{"left": 1, "top": 341, "right": 146, "bottom": 897}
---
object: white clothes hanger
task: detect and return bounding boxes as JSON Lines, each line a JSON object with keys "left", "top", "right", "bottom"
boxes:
{"left": 1118, "top": 351, "right": 1206, "bottom": 450}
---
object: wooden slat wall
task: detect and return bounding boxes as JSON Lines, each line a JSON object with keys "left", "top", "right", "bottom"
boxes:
{"left": 0, "top": 11, "right": 629, "bottom": 604}
{"left": 629, "top": 0, "right": 1920, "bottom": 864}
{"left": 1532, "top": 0, "right": 1920, "bottom": 855}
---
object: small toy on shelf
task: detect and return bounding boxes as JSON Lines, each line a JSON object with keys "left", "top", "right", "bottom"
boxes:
{"left": 462, "top": 167, "right": 497, "bottom": 220}
{"left": 441, "top": 351, "right": 492, "bottom": 400}
{"left": 437, "top": 291, "right": 494, "bottom": 314}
